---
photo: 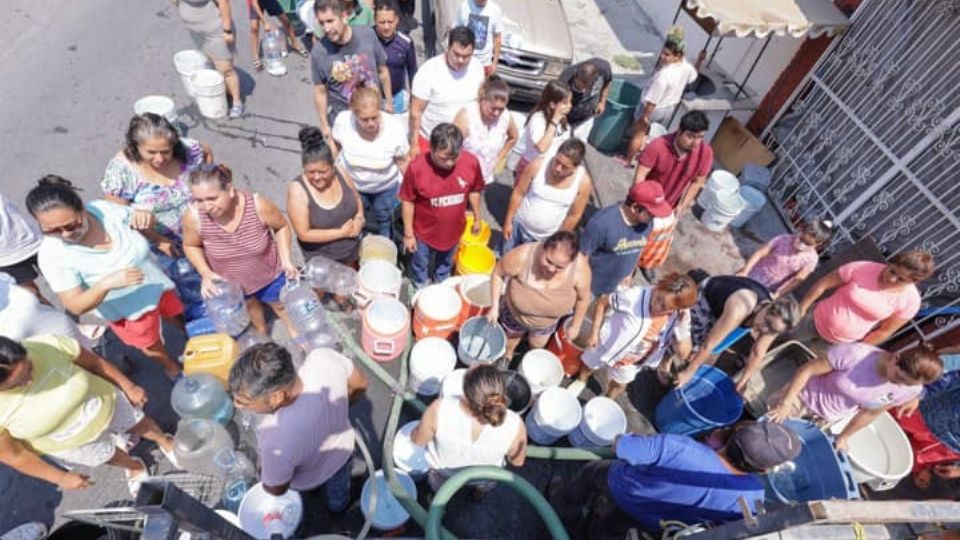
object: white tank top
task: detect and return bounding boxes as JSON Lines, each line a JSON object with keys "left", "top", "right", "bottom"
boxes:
{"left": 515, "top": 158, "right": 586, "bottom": 240}
{"left": 427, "top": 397, "right": 521, "bottom": 472}
{"left": 462, "top": 103, "right": 511, "bottom": 185}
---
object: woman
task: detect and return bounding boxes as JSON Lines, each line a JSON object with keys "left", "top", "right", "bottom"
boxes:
{"left": 27, "top": 176, "right": 184, "bottom": 379}
{"left": 515, "top": 80, "right": 572, "bottom": 180}
{"left": 182, "top": 164, "right": 299, "bottom": 336}
{"left": 247, "top": 0, "right": 308, "bottom": 70}
{"left": 0, "top": 192, "right": 44, "bottom": 300}
{"left": 625, "top": 29, "right": 702, "bottom": 164}
{"left": 0, "top": 335, "right": 177, "bottom": 497}
{"left": 795, "top": 250, "right": 932, "bottom": 354}
{"left": 454, "top": 75, "right": 519, "bottom": 185}
{"left": 737, "top": 219, "right": 834, "bottom": 299}
{"left": 667, "top": 275, "right": 802, "bottom": 391}
{"left": 173, "top": 0, "right": 244, "bottom": 117}
{"left": 487, "top": 231, "right": 592, "bottom": 360}
{"left": 288, "top": 127, "right": 364, "bottom": 269}
{"left": 578, "top": 273, "right": 697, "bottom": 398}
{"left": 330, "top": 88, "right": 407, "bottom": 237}
{"left": 501, "top": 139, "right": 593, "bottom": 253}
{"left": 412, "top": 364, "right": 526, "bottom": 496}
{"left": 102, "top": 113, "right": 212, "bottom": 312}
{"left": 769, "top": 342, "right": 942, "bottom": 453}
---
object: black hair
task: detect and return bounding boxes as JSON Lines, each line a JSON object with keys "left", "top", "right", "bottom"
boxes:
{"left": 228, "top": 342, "right": 298, "bottom": 399}
{"left": 188, "top": 163, "right": 234, "bottom": 190}
{"left": 373, "top": 0, "right": 400, "bottom": 14}
{"left": 527, "top": 80, "right": 572, "bottom": 128}
{"left": 0, "top": 337, "right": 28, "bottom": 386}
{"left": 315, "top": 0, "right": 347, "bottom": 15}
{"left": 298, "top": 126, "right": 335, "bottom": 166}
{"left": 724, "top": 438, "right": 762, "bottom": 473}
{"left": 556, "top": 138, "right": 587, "bottom": 165}
{"left": 429, "top": 123, "right": 464, "bottom": 154}
{"left": 662, "top": 39, "right": 684, "bottom": 57}
{"left": 25, "top": 175, "right": 85, "bottom": 216}
{"left": 123, "top": 113, "right": 188, "bottom": 164}
{"left": 448, "top": 25, "right": 476, "bottom": 49}
{"left": 543, "top": 230, "right": 579, "bottom": 257}
{"left": 573, "top": 61, "right": 600, "bottom": 88}
{"left": 679, "top": 110, "right": 709, "bottom": 133}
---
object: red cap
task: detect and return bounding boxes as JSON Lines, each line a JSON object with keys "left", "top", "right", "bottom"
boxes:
{"left": 628, "top": 181, "right": 673, "bottom": 218}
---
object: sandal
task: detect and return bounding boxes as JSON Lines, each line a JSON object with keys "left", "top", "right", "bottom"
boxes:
{"left": 253, "top": 58, "right": 263, "bottom": 71}
{"left": 295, "top": 47, "right": 309, "bottom": 58}
{"left": 158, "top": 437, "right": 181, "bottom": 470}
{"left": 125, "top": 457, "right": 150, "bottom": 498}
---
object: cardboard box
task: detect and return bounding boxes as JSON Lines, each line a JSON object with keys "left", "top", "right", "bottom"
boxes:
{"left": 710, "top": 117, "right": 775, "bottom": 175}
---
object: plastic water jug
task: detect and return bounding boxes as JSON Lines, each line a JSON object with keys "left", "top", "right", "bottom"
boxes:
{"left": 171, "top": 373, "right": 235, "bottom": 425}
{"left": 280, "top": 278, "right": 336, "bottom": 350}
{"left": 183, "top": 333, "right": 239, "bottom": 387}
{"left": 268, "top": 27, "right": 288, "bottom": 57}
{"left": 302, "top": 255, "right": 359, "bottom": 297}
{"left": 205, "top": 279, "right": 249, "bottom": 337}
{"left": 215, "top": 448, "right": 256, "bottom": 513}
{"left": 173, "top": 418, "right": 235, "bottom": 476}
{"left": 235, "top": 326, "right": 270, "bottom": 354}
{"left": 174, "top": 257, "right": 204, "bottom": 309}
{"left": 263, "top": 31, "right": 287, "bottom": 77}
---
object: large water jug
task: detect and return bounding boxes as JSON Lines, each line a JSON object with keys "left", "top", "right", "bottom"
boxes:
{"left": 171, "top": 374, "right": 235, "bottom": 425}
{"left": 280, "top": 278, "right": 336, "bottom": 351}
{"left": 215, "top": 448, "right": 256, "bottom": 513}
{"left": 205, "top": 279, "right": 249, "bottom": 337}
{"left": 302, "top": 256, "right": 358, "bottom": 297}
{"left": 268, "top": 26, "right": 288, "bottom": 57}
{"left": 173, "top": 418, "right": 235, "bottom": 476}
{"left": 174, "top": 257, "right": 204, "bottom": 310}
{"left": 263, "top": 31, "right": 287, "bottom": 77}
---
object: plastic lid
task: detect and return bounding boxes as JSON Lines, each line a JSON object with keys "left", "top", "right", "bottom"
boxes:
{"left": 365, "top": 298, "right": 409, "bottom": 335}
{"left": 411, "top": 338, "right": 456, "bottom": 374}
{"left": 416, "top": 285, "right": 462, "bottom": 320}
{"left": 392, "top": 421, "right": 429, "bottom": 474}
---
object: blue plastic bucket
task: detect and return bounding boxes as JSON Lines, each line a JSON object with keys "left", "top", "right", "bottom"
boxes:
{"left": 655, "top": 365, "right": 743, "bottom": 436}
{"left": 765, "top": 419, "right": 860, "bottom": 503}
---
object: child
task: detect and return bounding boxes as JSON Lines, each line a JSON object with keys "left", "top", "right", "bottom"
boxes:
{"left": 737, "top": 219, "right": 835, "bottom": 298}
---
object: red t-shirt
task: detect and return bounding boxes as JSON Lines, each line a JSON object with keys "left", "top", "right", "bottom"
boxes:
{"left": 638, "top": 133, "right": 714, "bottom": 207}
{"left": 399, "top": 151, "right": 485, "bottom": 250}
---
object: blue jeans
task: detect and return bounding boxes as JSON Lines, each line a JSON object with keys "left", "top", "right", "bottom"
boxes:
{"left": 410, "top": 240, "right": 457, "bottom": 286}
{"left": 360, "top": 184, "right": 400, "bottom": 238}
{"left": 323, "top": 457, "right": 353, "bottom": 512}
{"left": 499, "top": 219, "right": 539, "bottom": 256}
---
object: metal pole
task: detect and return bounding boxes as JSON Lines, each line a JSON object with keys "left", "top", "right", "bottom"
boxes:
{"left": 706, "top": 36, "right": 724, "bottom": 68}
{"left": 672, "top": 0, "right": 683, "bottom": 24}
{"left": 735, "top": 34, "right": 773, "bottom": 101}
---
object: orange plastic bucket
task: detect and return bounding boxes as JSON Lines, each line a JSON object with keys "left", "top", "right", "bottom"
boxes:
{"left": 412, "top": 285, "right": 463, "bottom": 340}
{"left": 183, "top": 333, "right": 239, "bottom": 388}
{"left": 456, "top": 274, "right": 492, "bottom": 324}
{"left": 546, "top": 318, "right": 592, "bottom": 377}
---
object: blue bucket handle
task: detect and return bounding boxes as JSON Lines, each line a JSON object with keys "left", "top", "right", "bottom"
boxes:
{"left": 833, "top": 444, "right": 861, "bottom": 499}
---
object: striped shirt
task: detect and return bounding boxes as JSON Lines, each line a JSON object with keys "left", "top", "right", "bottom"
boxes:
{"left": 197, "top": 191, "right": 281, "bottom": 295}
{"left": 637, "top": 212, "right": 677, "bottom": 269}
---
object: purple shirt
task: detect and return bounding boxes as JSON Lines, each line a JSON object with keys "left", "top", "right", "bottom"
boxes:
{"left": 377, "top": 30, "right": 418, "bottom": 96}
{"left": 800, "top": 343, "right": 921, "bottom": 422}
{"left": 747, "top": 234, "right": 818, "bottom": 292}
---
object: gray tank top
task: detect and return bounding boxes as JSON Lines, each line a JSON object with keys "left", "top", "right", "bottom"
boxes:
{"left": 295, "top": 174, "right": 360, "bottom": 264}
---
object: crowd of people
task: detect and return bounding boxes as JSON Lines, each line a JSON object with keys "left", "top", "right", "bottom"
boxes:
{"left": 1, "top": 0, "right": 957, "bottom": 538}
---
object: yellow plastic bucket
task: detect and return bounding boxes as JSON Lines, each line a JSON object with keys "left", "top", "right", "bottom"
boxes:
{"left": 460, "top": 215, "right": 491, "bottom": 247}
{"left": 455, "top": 244, "right": 497, "bottom": 275}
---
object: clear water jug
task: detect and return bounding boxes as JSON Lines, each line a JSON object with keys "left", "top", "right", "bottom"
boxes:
{"left": 302, "top": 255, "right": 358, "bottom": 297}
{"left": 171, "top": 373, "right": 235, "bottom": 425}
{"left": 268, "top": 26, "right": 288, "bottom": 57}
{"left": 205, "top": 279, "right": 249, "bottom": 337}
{"left": 263, "top": 31, "right": 287, "bottom": 77}
{"left": 235, "top": 326, "right": 270, "bottom": 354}
{"left": 173, "top": 418, "right": 235, "bottom": 476}
{"left": 280, "top": 278, "right": 337, "bottom": 352}
{"left": 215, "top": 448, "right": 256, "bottom": 513}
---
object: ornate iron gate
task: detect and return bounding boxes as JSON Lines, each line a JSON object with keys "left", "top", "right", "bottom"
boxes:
{"left": 765, "top": 0, "right": 960, "bottom": 340}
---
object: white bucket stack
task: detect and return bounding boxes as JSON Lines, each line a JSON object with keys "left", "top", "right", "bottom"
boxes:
{"left": 173, "top": 49, "right": 212, "bottom": 97}
{"left": 845, "top": 411, "right": 914, "bottom": 491}
{"left": 698, "top": 169, "right": 740, "bottom": 208}
{"left": 190, "top": 69, "right": 228, "bottom": 119}
{"left": 408, "top": 337, "right": 456, "bottom": 396}
{"left": 567, "top": 397, "right": 628, "bottom": 448}
{"left": 519, "top": 349, "right": 564, "bottom": 395}
{"left": 525, "top": 387, "right": 583, "bottom": 445}
{"left": 134, "top": 95, "right": 178, "bottom": 126}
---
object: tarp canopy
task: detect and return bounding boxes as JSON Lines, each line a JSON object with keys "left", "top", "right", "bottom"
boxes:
{"left": 684, "top": 0, "right": 850, "bottom": 38}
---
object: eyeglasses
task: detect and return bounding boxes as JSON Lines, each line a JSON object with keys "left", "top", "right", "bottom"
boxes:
{"left": 42, "top": 216, "right": 84, "bottom": 235}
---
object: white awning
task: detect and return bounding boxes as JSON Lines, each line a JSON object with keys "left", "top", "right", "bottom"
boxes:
{"left": 684, "top": 0, "right": 850, "bottom": 38}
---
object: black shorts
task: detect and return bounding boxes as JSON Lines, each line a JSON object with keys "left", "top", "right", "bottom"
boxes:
{"left": 0, "top": 253, "right": 39, "bottom": 284}
{"left": 249, "top": 0, "right": 285, "bottom": 19}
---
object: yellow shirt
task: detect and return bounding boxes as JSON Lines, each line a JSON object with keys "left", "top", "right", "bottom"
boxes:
{"left": 0, "top": 335, "right": 116, "bottom": 454}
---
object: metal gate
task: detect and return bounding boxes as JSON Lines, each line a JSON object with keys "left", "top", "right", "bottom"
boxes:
{"left": 765, "top": 0, "right": 960, "bottom": 341}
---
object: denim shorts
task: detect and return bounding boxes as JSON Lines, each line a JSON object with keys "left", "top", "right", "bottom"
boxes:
{"left": 248, "top": 273, "right": 286, "bottom": 303}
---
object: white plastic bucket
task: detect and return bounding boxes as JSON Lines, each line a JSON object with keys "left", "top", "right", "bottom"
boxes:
{"left": 237, "top": 483, "right": 302, "bottom": 539}
{"left": 701, "top": 190, "right": 746, "bottom": 232}
{"left": 174, "top": 49, "right": 212, "bottom": 97}
{"left": 846, "top": 411, "right": 914, "bottom": 491}
{"left": 356, "top": 260, "right": 403, "bottom": 307}
{"left": 361, "top": 470, "right": 416, "bottom": 530}
{"left": 134, "top": 95, "right": 178, "bottom": 125}
{"left": 190, "top": 69, "right": 228, "bottom": 119}
{"left": 698, "top": 169, "right": 740, "bottom": 209}
{"left": 441, "top": 368, "right": 467, "bottom": 400}
{"left": 567, "top": 397, "right": 627, "bottom": 447}
{"left": 392, "top": 421, "right": 429, "bottom": 478}
{"left": 360, "top": 235, "right": 398, "bottom": 266}
{"left": 408, "top": 337, "right": 457, "bottom": 395}
{"left": 525, "top": 387, "right": 582, "bottom": 445}
{"left": 730, "top": 185, "right": 767, "bottom": 228}
{"left": 519, "top": 349, "right": 564, "bottom": 395}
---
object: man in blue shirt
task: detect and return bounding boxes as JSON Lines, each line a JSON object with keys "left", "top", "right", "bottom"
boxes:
{"left": 550, "top": 421, "right": 801, "bottom": 537}
{"left": 373, "top": 0, "right": 418, "bottom": 113}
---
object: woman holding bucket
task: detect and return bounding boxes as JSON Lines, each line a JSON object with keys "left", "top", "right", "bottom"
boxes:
{"left": 577, "top": 273, "right": 697, "bottom": 399}
{"left": 412, "top": 364, "right": 527, "bottom": 496}
{"left": 487, "top": 230, "right": 592, "bottom": 361}
{"left": 768, "top": 342, "right": 942, "bottom": 453}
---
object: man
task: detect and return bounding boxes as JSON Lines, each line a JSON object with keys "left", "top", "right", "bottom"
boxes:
{"left": 633, "top": 110, "right": 713, "bottom": 216}
{"left": 229, "top": 343, "right": 368, "bottom": 510}
{"left": 400, "top": 123, "right": 485, "bottom": 287}
{"left": 560, "top": 58, "right": 613, "bottom": 141}
{"left": 456, "top": 0, "right": 503, "bottom": 75}
{"left": 311, "top": 0, "right": 393, "bottom": 140}
{"left": 581, "top": 181, "right": 671, "bottom": 299}
{"left": 551, "top": 422, "right": 801, "bottom": 537}
{"left": 374, "top": 0, "right": 417, "bottom": 114}
{"left": 408, "top": 26, "right": 485, "bottom": 157}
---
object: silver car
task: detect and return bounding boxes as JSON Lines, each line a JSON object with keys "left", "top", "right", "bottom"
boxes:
{"left": 428, "top": 0, "right": 574, "bottom": 101}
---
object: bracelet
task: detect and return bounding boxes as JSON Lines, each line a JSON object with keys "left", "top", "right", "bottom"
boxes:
{"left": 223, "top": 28, "right": 233, "bottom": 34}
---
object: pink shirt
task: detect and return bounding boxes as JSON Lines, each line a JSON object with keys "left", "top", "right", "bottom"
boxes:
{"left": 800, "top": 342, "right": 921, "bottom": 422}
{"left": 257, "top": 349, "right": 355, "bottom": 491}
{"left": 747, "top": 234, "right": 818, "bottom": 292}
{"left": 813, "top": 261, "right": 921, "bottom": 343}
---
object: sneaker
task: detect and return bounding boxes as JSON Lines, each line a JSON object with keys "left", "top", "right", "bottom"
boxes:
{"left": 229, "top": 104, "right": 244, "bottom": 119}
{"left": 0, "top": 522, "right": 47, "bottom": 540}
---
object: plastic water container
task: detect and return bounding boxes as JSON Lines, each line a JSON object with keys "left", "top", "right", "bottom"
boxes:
{"left": 134, "top": 95, "right": 178, "bottom": 126}
{"left": 263, "top": 30, "right": 287, "bottom": 77}
{"left": 215, "top": 448, "right": 256, "bottom": 513}
{"left": 190, "top": 69, "right": 228, "bottom": 119}
{"left": 238, "top": 483, "right": 302, "bottom": 539}
{"left": 173, "top": 49, "right": 212, "bottom": 97}
{"left": 183, "top": 333, "right": 240, "bottom": 387}
{"left": 698, "top": 170, "right": 740, "bottom": 209}
{"left": 740, "top": 164, "right": 773, "bottom": 192}
{"left": 173, "top": 257, "right": 204, "bottom": 319}
{"left": 360, "top": 235, "right": 398, "bottom": 266}
{"left": 655, "top": 365, "right": 743, "bottom": 437}
{"left": 280, "top": 278, "right": 335, "bottom": 349}
{"left": 173, "top": 418, "right": 235, "bottom": 476}
{"left": 519, "top": 349, "right": 564, "bottom": 394}
{"left": 700, "top": 189, "right": 746, "bottom": 232}
{"left": 408, "top": 337, "right": 457, "bottom": 395}
{"left": 171, "top": 373, "right": 235, "bottom": 425}
{"left": 525, "top": 387, "right": 583, "bottom": 445}
{"left": 205, "top": 279, "right": 249, "bottom": 337}
{"left": 392, "top": 421, "right": 429, "bottom": 478}
{"left": 568, "top": 397, "right": 627, "bottom": 448}
{"left": 268, "top": 27, "right": 288, "bottom": 56}
{"left": 730, "top": 185, "right": 767, "bottom": 228}
{"left": 457, "top": 317, "right": 506, "bottom": 367}
{"left": 765, "top": 419, "right": 860, "bottom": 503}
{"left": 303, "top": 255, "right": 359, "bottom": 297}
{"left": 587, "top": 79, "right": 642, "bottom": 153}
{"left": 361, "top": 470, "right": 417, "bottom": 530}
{"left": 503, "top": 370, "right": 533, "bottom": 414}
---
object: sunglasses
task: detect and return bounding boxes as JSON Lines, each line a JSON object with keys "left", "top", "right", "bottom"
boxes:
{"left": 42, "top": 216, "right": 84, "bottom": 235}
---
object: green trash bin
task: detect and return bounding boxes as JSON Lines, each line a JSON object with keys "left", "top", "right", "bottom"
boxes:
{"left": 588, "top": 79, "right": 643, "bottom": 153}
